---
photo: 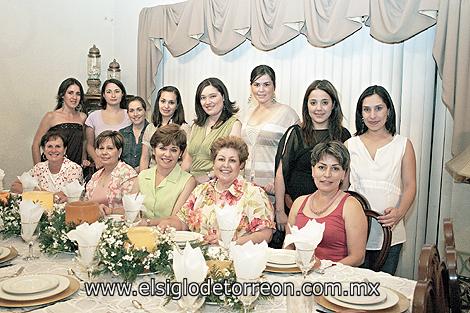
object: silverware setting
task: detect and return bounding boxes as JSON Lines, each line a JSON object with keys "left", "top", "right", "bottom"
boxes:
{"left": 315, "top": 263, "right": 336, "bottom": 275}
{"left": 132, "top": 299, "right": 152, "bottom": 313}
{"left": 68, "top": 268, "right": 85, "bottom": 282}
{"left": 0, "top": 265, "right": 24, "bottom": 280}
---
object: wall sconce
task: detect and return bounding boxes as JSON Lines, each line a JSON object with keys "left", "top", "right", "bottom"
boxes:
{"left": 86, "top": 44, "right": 101, "bottom": 95}
{"left": 107, "top": 59, "right": 121, "bottom": 80}
{"left": 446, "top": 145, "right": 470, "bottom": 183}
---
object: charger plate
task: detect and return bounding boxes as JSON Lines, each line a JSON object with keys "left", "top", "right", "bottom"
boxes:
{"left": 315, "top": 288, "right": 410, "bottom": 313}
{"left": 0, "top": 275, "right": 79, "bottom": 308}
{"left": 0, "top": 247, "right": 10, "bottom": 260}
{"left": 0, "top": 275, "right": 69, "bottom": 301}
{"left": 264, "top": 258, "right": 320, "bottom": 274}
{"left": 0, "top": 247, "right": 18, "bottom": 264}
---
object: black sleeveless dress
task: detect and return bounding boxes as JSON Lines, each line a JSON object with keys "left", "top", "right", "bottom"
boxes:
{"left": 46, "top": 123, "right": 84, "bottom": 165}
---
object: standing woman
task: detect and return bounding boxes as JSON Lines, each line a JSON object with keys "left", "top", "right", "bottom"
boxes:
{"left": 139, "top": 86, "right": 190, "bottom": 170}
{"left": 32, "top": 78, "right": 87, "bottom": 166}
{"left": 346, "top": 85, "right": 416, "bottom": 275}
{"left": 119, "top": 96, "right": 149, "bottom": 172}
{"left": 85, "top": 79, "right": 131, "bottom": 169}
{"left": 274, "top": 80, "right": 351, "bottom": 233}
{"left": 181, "top": 77, "right": 242, "bottom": 183}
{"left": 242, "top": 65, "right": 299, "bottom": 195}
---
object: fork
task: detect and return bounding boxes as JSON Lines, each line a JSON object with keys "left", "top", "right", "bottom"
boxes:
{"left": 315, "top": 263, "right": 336, "bottom": 275}
{"left": 0, "top": 266, "right": 24, "bottom": 280}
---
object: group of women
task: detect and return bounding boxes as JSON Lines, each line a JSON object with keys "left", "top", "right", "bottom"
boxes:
{"left": 11, "top": 64, "right": 416, "bottom": 275}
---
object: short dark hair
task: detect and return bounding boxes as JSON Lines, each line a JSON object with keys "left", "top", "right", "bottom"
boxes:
{"left": 194, "top": 78, "right": 239, "bottom": 128}
{"left": 210, "top": 136, "right": 249, "bottom": 165}
{"left": 127, "top": 96, "right": 147, "bottom": 111}
{"left": 152, "top": 86, "right": 186, "bottom": 127}
{"left": 150, "top": 124, "right": 187, "bottom": 153}
{"left": 310, "top": 141, "right": 350, "bottom": 172}
{"left": 55, "top": 78, "right": 84, "bottom": 111}
{"left": 95, "top": 130, "right": 124, "bottom": 150}
{"left": 100, "top": 79, "right": 127, "bottom": 109}
{"left": 355, "top": 85, "right": 396, "bottom": 136}
{"left": 40, "top": 130, "right": 67, "bottom": 148}
{"left": 250, "top": 65, "right": 276, "bottom": 89}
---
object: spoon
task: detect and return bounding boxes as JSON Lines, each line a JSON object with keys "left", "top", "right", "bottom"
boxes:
{"left": 68, "top": 268, "right": 85, "bottom": 282}
{"left": 132, "top": 299, "right": 152, "bottom": 313}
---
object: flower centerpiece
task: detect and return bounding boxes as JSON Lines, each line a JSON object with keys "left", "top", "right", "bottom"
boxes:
{"left": 0, "top": 193, "right": 21, "bottom": 237}
{"left": 38, "top": 204, "right": 77, "bottom": 255}
{"left": 95, "top": 220, "right": 175, "bottom": 282}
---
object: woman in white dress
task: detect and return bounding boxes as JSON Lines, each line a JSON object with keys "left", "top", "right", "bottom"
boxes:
{"left": 241, "top": 65, "right": 299, "bottom": 196}
{"left": 346, "top": 85, "right": 416, "bottom": 275}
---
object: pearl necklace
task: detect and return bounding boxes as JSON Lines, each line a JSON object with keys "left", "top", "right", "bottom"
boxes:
{"left": 309, "top": 189, "right": 341, "bottom": 215}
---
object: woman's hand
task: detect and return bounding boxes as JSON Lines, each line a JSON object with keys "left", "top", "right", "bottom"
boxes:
{"left": 378, "top": 207, "right": 404, "bottom": 227}
{"left": 275, "top": 210, "right": 288, "bottom": 232}
{"left": 203, "top": 228, "right": 219, "bottom": 245}
{"left": 53, "top": 192, "right": 67, "bottom": 204}
{"left": 263, "top": 182, "right": 275, "bottom": 195}
{"left": 81, "top": 159, "right": 91, "bottom": 168}
{"left": 98, "top": 204, "right": 112, "bottom": 216}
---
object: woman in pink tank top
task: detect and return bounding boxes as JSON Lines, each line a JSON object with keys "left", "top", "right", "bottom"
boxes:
{"left": 285, "top": 141, "right": 367, "bottom": 266}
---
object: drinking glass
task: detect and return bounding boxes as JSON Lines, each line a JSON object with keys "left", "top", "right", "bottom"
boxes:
{"left": 177, "top": 294, "right": 205, "bottom": 313}
{"left": 76, "top": 244, "right": 98, "bottom": 281}
{"left": 218, "top": 228, "right": 236, "bottom": 250}
{"left": 295, "top": 248, "right": 316, "bottom": 279}
{"left": 21, "top": 221, "right": 40, "bottom": 260}
{"left": 237, "top": 277, "right": 260, "bottom": 313}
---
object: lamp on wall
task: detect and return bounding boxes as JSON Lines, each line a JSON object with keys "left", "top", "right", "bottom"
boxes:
{"left": 107, "top": 59, "right": 121, "bottom": 80}
{"left": 86, "top": 44, "right": 101, "bottom": 95}
{"left": 446, "top": 145, "right": 470, "bottom": 183}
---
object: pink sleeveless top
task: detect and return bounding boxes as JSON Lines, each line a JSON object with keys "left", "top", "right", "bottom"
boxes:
{"left": 295, "top": 194, "right": 349, "bottom": 262}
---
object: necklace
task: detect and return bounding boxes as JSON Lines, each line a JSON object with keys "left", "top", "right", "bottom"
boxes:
{"left": 309, "top": 189, "right": 341, "bottom": 215}
{"left": 214, "top": 182, "right": 228, "bottom": 194}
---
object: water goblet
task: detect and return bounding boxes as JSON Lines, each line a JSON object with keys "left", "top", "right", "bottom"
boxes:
{"left": 218, "top": 228, "right": 236, "bottom": 250}
{"left": 177, "top": 294, "right": 205, "bottom": 313}
{"left": 21, "top": 221, "right": 40, "bottom": 260}
{"left": 76, "top": 244, "right": 98, "bottom": 281}
{"left": 295, "top": 247, "right": 316, "bottom": 279}
{"left": 237, "top": 277, "right": 260, "bottom": 313}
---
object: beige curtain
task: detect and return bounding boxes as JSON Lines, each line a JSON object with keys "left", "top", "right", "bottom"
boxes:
{"left": 138, "top": 0, "right": 438, "bottom": 103}
{"left": 433, "top": 0, "right": 470, "bottom": 156}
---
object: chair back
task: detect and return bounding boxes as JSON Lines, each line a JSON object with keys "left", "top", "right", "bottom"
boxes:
{"left": 413, "top": 280, "right": 438, "bottom": 313}
{"left": 346, "top": 190, "right": 391, "bottom": 271}
{"left": 443, "top": 218, "right": 462, "bottom": 313}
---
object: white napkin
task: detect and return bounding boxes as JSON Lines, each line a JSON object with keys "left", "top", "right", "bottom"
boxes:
{"left": 18, "top": 172, "right": 38, "bottom": 192}
{"left": 62, "top": 180, "right": 84, "bottom": 201}
{"left": 0, "top": 168, "right": 4, "bottom": 190}
{"left": 67, "top": 221, "right": 106, "bottom": 247}
{"left": 172, "top": 242, "right": 208, "bottom": 283}
{"left": 122, "top": 193, "right": 145, "bottom": 222}
{"left": 284, "top": 219, "right": 325, "bottom": 250}
{"left": 216, "top": 205, "right": 241, "bottom": 245}
{"left": 19, "top": 199, "right": 44, "bottom": 223}
{"left": 230, "top": 240, "right": 269, "bottom": 279}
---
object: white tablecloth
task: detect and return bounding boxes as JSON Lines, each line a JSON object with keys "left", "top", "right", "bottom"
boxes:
{"left": 0, "top": 237, "right": 416, "bottom": 313}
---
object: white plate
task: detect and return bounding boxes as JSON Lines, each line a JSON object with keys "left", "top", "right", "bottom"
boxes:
{"left": 325, "top": 287, "right": 399, "bottom": 310}
{"left": 0, "top": 247, "right": 10, "bottom": 260}
{"left": 267, "top": 262, "right": 297, "bottom": 269}
{"left": 0, "top": 274, "right": 70, "bottom": 301}
{"left": 107, "top": 214, "right": 124, "bottom": 221}
{"left": 267, "top": 248, "right": 296, "bottom": 266}
{"left": 173, "top": 231, "right": 203, "bottom": 243}
{"left": 2, "top": 275, "right": 59, "bottom": 295}
{"left": 332, "top": 284, "right": 387, "bottom": 305}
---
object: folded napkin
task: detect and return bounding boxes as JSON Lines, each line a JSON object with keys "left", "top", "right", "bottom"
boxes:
{"left": 67, "top": 221, "right": 106, "bottom": 247}
{"left": 230, "top": 240, "right": 268, "bottom": 279}
{"left": 18, "top": 172, "right": 38, "bottom": 192}
{"left": 63, "top": 180, "right": 85, "bottom": 201}
{"left": 216, "top": 205, "right": 241, "bottom": 245}
{"left": 284, "top": 219, "right": 325, "bottom": 250}
{"left": 19, "top": 199, "right": 44, "bottom": 223}
{"left": 172, "top": 242, "right": 208, "bottom": 283}
{"left": 122, "top": 193, "right": 145, "bottom": 222}
{"left": 0, "top": 168, "right": 4, "bottom": 190}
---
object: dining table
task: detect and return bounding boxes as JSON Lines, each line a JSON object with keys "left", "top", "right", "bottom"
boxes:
{"left": 0, "top": 236, "right": 417, "bottom": 313}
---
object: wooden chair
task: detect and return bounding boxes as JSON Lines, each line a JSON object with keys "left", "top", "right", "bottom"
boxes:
{"left": 346, "top": 190, "right": 392, "bottom": 271}
{"left": 414, "top": 244, "right": 450, "bottom": 313}
{"left": 443, "top": 218, "right": 462, "bottom": 313}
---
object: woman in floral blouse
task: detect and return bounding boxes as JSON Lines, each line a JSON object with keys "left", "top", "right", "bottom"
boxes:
{"left": 161, "top": 136, "right": 275, "bottom": 245}
{"left": 85, "top": 130, "right": 137, "bottom": 215}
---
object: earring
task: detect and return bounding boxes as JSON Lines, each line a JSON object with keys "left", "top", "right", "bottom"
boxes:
{"left": 272, "top": 93, "right": 277, "bottom": 103}
{"left": 248, "top": 94, "right": 252, "bottom": 105}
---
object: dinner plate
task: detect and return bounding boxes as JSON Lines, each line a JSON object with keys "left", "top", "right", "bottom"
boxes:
{"left": 107, "top": 214, "right": 124, "bottom": 222}
{"left": 0, "top": 247, "right": 10, "bottom": 260}
{"left": 2, "top": 275, "right": 59, "bottom": 295}
{"left": 264, "top": 258, "right": 321, "bottom": 274}
{"left": 173, "top": 231, "right": 203, "bottom": 243}
{"left": 332, "top": 283, "right": 387, "bottom": 305}
{"left": 325, "top": 286, "right": 399, "bottom": 310}
{"left": 0, "top": 247, "right": 18, "bottom": 264}
{"left": 0, "top": 275, "right": 70, "bottom": 301}
{"left": 0, "top": 275, "right": 79, "bottom": 308}
{"left": 267, "top": 249, "right": 296, "bottom": 266}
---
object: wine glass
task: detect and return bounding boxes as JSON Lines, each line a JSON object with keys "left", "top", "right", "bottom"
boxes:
{"left": 177, "top": 294, "right": 205, "bottom": 313}
{"left": 21, "top": 221, "right": 40, "bottom": 260}
{"left": 76, "top": 244, "right": 98, "bottom": 281}
{"left": 218, "top": 227, "right": 236, "bottom": 250}
{"left": 237, "top": 277, "right": 260, "bottom": 313}
{"left": 295, "top": 247, "right": 316, "bottom": 279}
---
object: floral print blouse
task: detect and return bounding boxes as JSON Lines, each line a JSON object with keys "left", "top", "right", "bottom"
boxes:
{"left": 29, "top": 158, "right": 83, "bottom": 192}
{"left": 177, "top": 177, "right": 275, "bottom": 237}
{"left": 85, "top": 161, "right": 137, "bottom": 208}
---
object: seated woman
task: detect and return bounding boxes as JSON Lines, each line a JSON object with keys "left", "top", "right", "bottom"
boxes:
{"left": 161, "top": 136, "right": 275, "bottom": 245}
{"left": 137, "top": 124, "right": 196, "bottom": 225}
{"left": 85, "top": 130, "right": 137, "bottom": 215}
{"left": 11, "top": 130, "right": 83, "bottom": 202}
{"left": 285, "top": 141, "right": 367, "bottom": 266}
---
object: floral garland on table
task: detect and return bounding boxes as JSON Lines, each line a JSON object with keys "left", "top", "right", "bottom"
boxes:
{"left": 0, "top": 193, "right": 22, "bottom": 238}
{"left": 38, "top": 204, "right": 77, "bottom": 255}
{"left": 94, "top": 220, "right": 175, "bottom": 282}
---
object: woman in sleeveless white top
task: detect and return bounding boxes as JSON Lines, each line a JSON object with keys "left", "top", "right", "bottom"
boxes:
{"left": 346, "top": 85, "right": 416, "bottom": 275}
{"left": 241, "top": 65, "right": 299, "bottom": 196}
